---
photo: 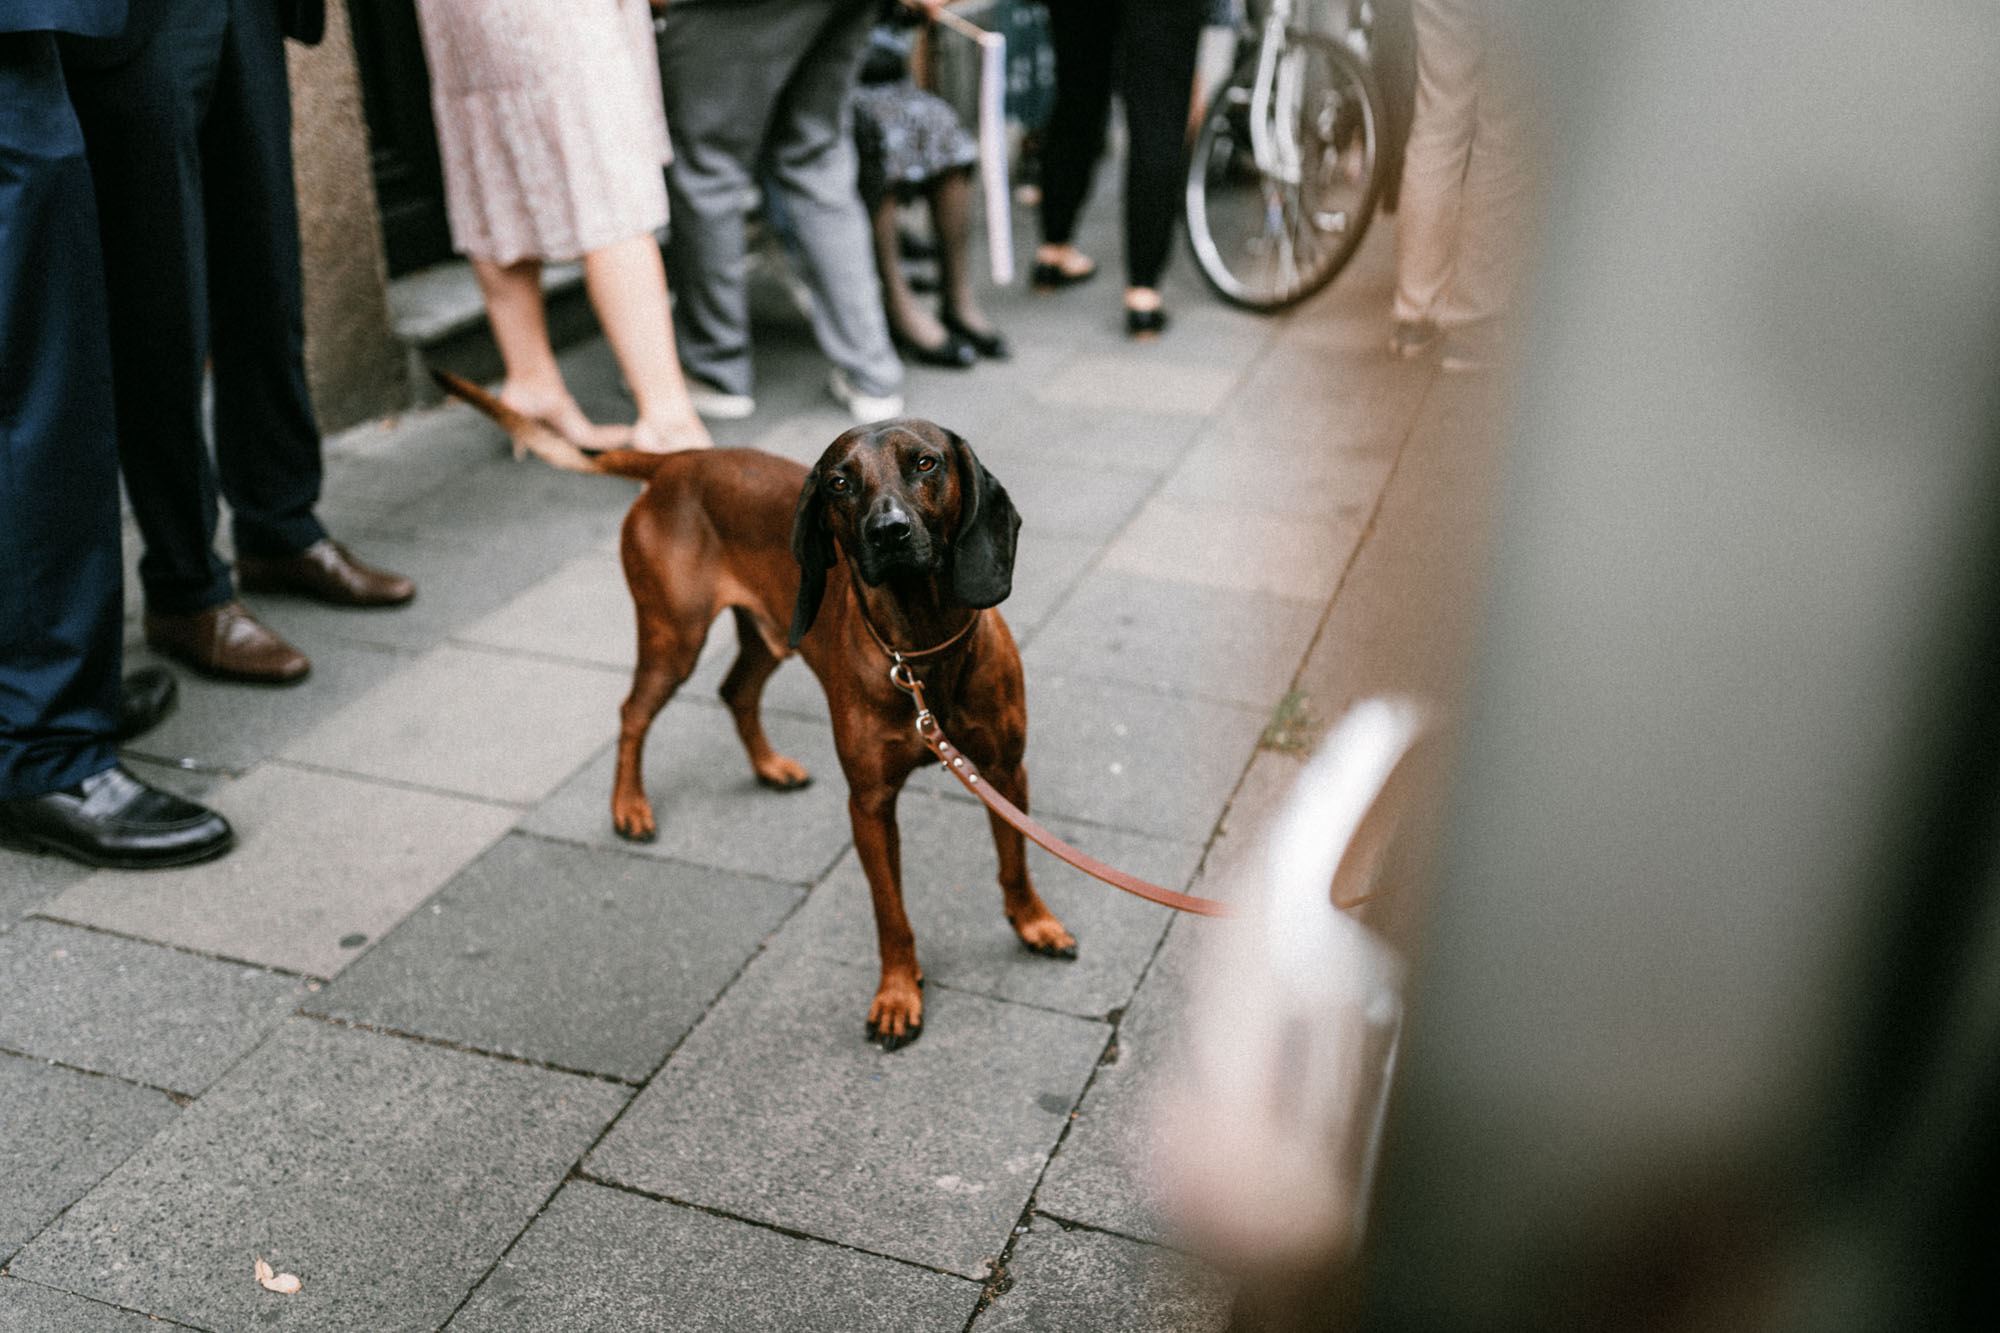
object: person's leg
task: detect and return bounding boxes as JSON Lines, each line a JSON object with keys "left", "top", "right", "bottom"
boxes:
{"left": 469, "top": 255, "right": 633, "bottom": 451}
{"left": 762, "top": 0, "right": 903, "bottom": 400}
{"left": 1392, "top": 0, "right": 1483, "bottom": 328}
{"left": 0, "top": 32, "right": 122, "bottom": 799}
{"left": 1114, "top": 0, "right": 1206, "bottom": 301}
{"left": 201, "top": 0, "right": 326, "bottom": 562}
{"left": 582, "top": 232, "right": 712, "bottom": 453}
{"left": 872, "top": 190, "right": 952, "bottom": 351}
{"left": 1434, "top": 19, "right": 1535, "bottom": 335}
{"left": 658, "top": 0, "right": 793, "bottom": 399}
{"left": 1036, "top": 0, "right": 1117, "bottom": 276}
{"left": 931, "top": 167, "right": 1001, "bottom": 344}
{"left": 60, "top": 0, "right": 235, "bottom": 616}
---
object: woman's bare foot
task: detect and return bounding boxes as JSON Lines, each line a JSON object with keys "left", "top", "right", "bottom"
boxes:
{"left": 630, "top": 411, "right": 714, "bottom": 455}
{"left": 1035, "top": 243, "right": 1096, "bottom": 279}
{"left": 497, "top": 385, "right": 633, "bottom": 451}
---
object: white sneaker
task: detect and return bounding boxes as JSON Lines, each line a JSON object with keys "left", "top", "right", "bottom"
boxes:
{"left": 685, "top": 378, "right": 755, "bottom": 420}
{"left": 827, "top": 369, "right": 904, "bottom": 424}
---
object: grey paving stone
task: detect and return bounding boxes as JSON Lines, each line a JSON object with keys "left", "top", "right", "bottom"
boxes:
{"left": 1101, "top": 494, "right": 1361, "bottom": 603}
{"left": 446, "top": 1181, "right": 979, "bottom": 1332}
{"left": 281, "top": 643, "right": 629, "bottom": 805}
{"left": 307, "top": 834, "right": 799, "bottom": 1081}
{"left": 974, "top": 1220, "right": 1233, "bottom": 1333}
{"left": 454, "top": 549, "right": 635, "bottom": 669}
{"left": 1158, "top": 428, "right": 1401, "bottom": 523}
{"left": 921, "top": 673, "right": 1266, "bottom": 843}
{"left": 779, "top": 786, "right": 1195, "bottom": 1020}
{"left": 369, "top": 449, "right": 638, "bottom": 553}
{"left": 115, "top": 633, "right": 410, "bottom": 776}
{"left": 1022, "top": 569, "right": 1323, "bottom": 709}
{"left": 996, "top": 532, "right": 1099, "bottom": 645}
{"left": 0, "top": 850, "right": 90, "bottom": 934}
{"left": 0, "top": 1054, "right": 178, "bottom": 1261}
{"left": 236, "top": 528, "right": 596, "bottom": 657}
{"left": 0, "top": 920, "right": 301, "bottom": 1095}
{"left": 39, "top": 763, "right": 517, "bottom": 978}
{"left": 976, "top": 399, "right": 1207, "bottom": 479}
{"left": 1034, "top": 355, "right": 1242, "bottom": 418}
{"left": 523, "top": 702, "right": 851, "bottom": 885}
{"left": 8, "top": 1019, "right": 628, "bottom": 1333}
{"left": 0, "top": 1277, "right": 170, "bottom": 1331}
{"left": 1035, "top": 920, "right": 1222, "bottom": 1245}
{"left": 998, "top": 458, "right": 1158, "bottom": 543}
{"left": 587, "top": 948, "right": 1107, "bottom": 1279}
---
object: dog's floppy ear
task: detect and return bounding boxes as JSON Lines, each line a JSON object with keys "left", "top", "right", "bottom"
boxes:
{"left": 948, "top": 431, "right": 1020, "bottom": 608}
{"left": 789, "top": 465, "right": 835, "bottom": 647}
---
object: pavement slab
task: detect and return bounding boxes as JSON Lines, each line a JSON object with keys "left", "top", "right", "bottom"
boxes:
{"left": 445, "top": 1181, "right": 980, "bottom": 1332}
{"left": 0, "top": 1278, "right": 170, "bottom": 1332}
{"left": 7, "top": 1019, "right": 628, "bottom": 1333}
{"left": 0, "top": 852, "right": 90, "bottom": 934}
{"left": 523, "top": 701, "right": 851, "bottom": 885}
{"left": 919, "top": 672, "right": 1268, "bottom": 843}
{"left": 453, "top": 549, "right": 636, "bottom": 669}
{"left": 0, "top": 1054, "right": 178, "bottom": 1262}
{"left": 779, "top": 785, "right": 1199, "bottom": 1020}
{"left": 1022, "top": 568, "right": 1324, "bottom": 709}
{"left": 972, "top": 1219, "right": 1233, "bottom": 1333}
{"left": 0, "top": 920, "right": 301, "bottom": 1095}
{"left": 1101, "top": 494, "right": 1361, "bottom": 604}
{"left": 1036, "top": 919, "right": 1214, "bottom": 1246}
{"left": 1032, "top": 355, "right": 1243, "bottom": 419}
{"left": 306, "top": 834, "right": 800, "bottom": 1081}
{"left": 38, "top": 763, "right": 517, "bottom": 978}
{"left": 587, "top": 948, "right": 1108, "bottom": 1279}
{"left": 116, "top": 633, "right": 411, "bottom": 777}
{"left": 280, "top": 642, "right": 629, "bottom": 806}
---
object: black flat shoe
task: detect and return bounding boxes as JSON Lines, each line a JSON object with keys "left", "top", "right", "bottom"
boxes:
{"left": 892, "top": 328, "right": 977, "bottom": 369}
{"left": 1032, "top": 259, "right": 1097, "bottom": 290}
{"left": 942, "top": 312, "right": 1010, "bottom": 360}
{"left": 115, "top": 666, "right": 179, "bottom": 742}
{"left": 1125, "top": 306, "right": 1170, "bottom": 338}
{"left": 0, "top": 764, "right": 233, "bottom": 869}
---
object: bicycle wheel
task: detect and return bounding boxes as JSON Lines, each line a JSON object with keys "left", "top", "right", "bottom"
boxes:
{"left": 1185, "top": 33, "right": 1383, "bottom": 311}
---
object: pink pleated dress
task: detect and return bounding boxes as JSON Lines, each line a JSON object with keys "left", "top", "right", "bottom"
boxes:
{"left": 415, "top": 0, "right": 671, "bottom": 265}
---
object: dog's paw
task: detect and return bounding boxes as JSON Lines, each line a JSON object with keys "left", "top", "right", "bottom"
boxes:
{"left": 866, "top": 983, "right": 925, "bottom": 1051}
{"left": 753, "top": 755, "right": 812, "bottom": 791}
{"left": 611, "top": 800, "right": 657, "bottom": 843}
{"left": 1011, "top": 913, "right": 1079, "bottom": 961}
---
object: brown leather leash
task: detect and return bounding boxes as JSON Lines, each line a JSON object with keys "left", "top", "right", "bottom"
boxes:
{"left": 857, "top": 602, "right": 1232, "bottom": 917}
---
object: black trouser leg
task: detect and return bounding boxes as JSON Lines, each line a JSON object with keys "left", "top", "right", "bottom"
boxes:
{"left": 206, "top": 0, "right": 325, "bottom": 560}
{"left": 1115, "top": 0, "right": 1205, "bottom": 289}
{"left": 1038, "top": 0, "right": 1117, "bottom": 248}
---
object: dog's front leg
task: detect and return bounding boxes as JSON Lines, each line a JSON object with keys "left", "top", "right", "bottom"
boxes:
{"left": 982, "top": 761, "right": 1078, "bottom": 959}
{"left": 849, "top": 784, "right": 926, "bottom": 1049}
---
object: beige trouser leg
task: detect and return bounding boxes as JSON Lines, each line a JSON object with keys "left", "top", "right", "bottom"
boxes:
{"left": 1392, "top": 0, "right": 1535, "bottom": 330}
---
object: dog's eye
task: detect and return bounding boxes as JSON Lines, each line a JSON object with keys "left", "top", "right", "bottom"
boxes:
{"left": 914, "top": 456, "right": 937, "bottom": 473}
{"left": 827, "top": 475, "right": 849, "bottom": 493}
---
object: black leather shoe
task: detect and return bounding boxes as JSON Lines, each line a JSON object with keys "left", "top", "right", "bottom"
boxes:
{"left": 0, "top": 765, "right": 232, "bottom": 869}
{"left": 892, "top": 328, "right": 977, "bottom": 369}
{"left": 942, "top": 311, "right": 1010, "bottom": 360}
{"left": 114, "top": 666, "right": 179, "bottom": 743}
{"left": 1125, "top": 306, "right": 1170, "bottom": 338}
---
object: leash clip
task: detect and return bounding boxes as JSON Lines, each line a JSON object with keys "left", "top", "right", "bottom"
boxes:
{"left": 886, "top": 655, "right": 937, "bottom": 741}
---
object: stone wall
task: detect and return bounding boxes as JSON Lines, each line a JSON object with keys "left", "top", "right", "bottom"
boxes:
{"left": 286, "top": 0, "right": 406, "bottom": 432}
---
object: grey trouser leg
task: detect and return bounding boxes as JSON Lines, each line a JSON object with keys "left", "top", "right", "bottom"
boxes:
{"left": 660, "top": 0, "right": 901, "bottom": 399}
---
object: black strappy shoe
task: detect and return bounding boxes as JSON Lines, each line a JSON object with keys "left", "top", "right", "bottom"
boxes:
{"left": 942, "top": 311, "right": 1011, "bottom": 360}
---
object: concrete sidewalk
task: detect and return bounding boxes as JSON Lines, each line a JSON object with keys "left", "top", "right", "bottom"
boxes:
{"left": 0, "top": 194, "right": 1497, "bottom": 1330}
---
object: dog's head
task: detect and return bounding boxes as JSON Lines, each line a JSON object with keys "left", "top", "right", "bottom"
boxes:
{"left": 789, "top": 419, "right": 1020, "bottom": 647}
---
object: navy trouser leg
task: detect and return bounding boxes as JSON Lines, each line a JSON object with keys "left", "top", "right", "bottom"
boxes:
{"left": 207, "top": 0, "right": 325, "bottom": 560}
{"left": 0, "top": 33, "right": 123, "bottom": 799}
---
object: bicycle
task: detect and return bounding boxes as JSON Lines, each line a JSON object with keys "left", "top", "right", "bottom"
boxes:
{"left": 1185, "top": 0, "right": 1386, "bottom": 311}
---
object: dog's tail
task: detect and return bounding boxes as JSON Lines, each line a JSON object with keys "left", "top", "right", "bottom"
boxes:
{"left": 431, "top": 369, "right": 601, "bottom": 473}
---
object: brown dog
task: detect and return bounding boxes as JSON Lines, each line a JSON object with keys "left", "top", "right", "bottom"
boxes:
{"left": 434, "top": 374, "right": 1076, "bottom": 1048}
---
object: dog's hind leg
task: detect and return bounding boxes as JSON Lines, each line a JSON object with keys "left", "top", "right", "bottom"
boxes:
{"left": 717, "top": 607, "right": 812, "bottom": 790}
{"left": 611, "top": 609, "right": 706, "bottom": 843}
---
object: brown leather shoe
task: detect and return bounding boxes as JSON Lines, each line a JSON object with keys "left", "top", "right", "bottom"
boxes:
{"left": 144, "top": 600, "right": 310, "bottom": 685}
{"left": 237, "top": 539, "right": 416, "bottom": 608}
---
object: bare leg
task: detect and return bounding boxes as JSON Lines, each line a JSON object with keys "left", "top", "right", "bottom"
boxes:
{"left": 471, "top": 256, "right": 633, "bottom": 451}
{"left": 582, "top": 232, "right": 713, "bottom": 454}
{"left": 931, "top": 168, "right": 998, "bottom": 340}
{"left": 869, "top": 194, "right": 950, "bottom": 351}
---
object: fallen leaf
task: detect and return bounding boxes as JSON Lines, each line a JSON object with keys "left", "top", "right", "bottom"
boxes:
{"left": 255, "top": 1255, "right": 303, "bottom": 1294}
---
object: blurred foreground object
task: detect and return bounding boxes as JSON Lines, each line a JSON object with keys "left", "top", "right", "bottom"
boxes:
{"left": 1157, "top": 699, "right": 1424, "bottom": 1275}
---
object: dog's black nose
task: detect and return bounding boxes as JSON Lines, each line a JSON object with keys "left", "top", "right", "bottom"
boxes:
{"left": 866, "top": 509, "right": 914, "bottom": 547}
